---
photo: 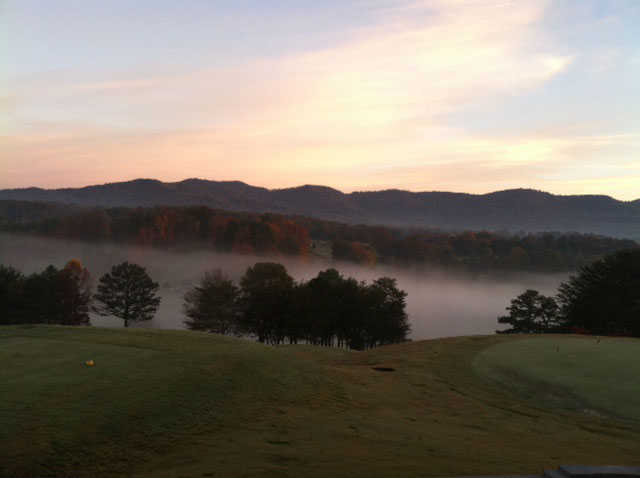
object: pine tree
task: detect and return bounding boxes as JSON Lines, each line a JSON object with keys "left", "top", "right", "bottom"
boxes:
{"left": 183, "top": 270, "right": 240, "bottom": 334}
{"left": 497, "top": 289, "right": 560, "bottom": 333}
{"left": 557, "top": 248, "right": 640, "bottom": 336}
{"left": 93, "top": 262, "right": 161, "bottom": 327}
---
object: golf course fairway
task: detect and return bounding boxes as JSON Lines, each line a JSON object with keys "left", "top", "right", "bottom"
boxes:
{"left": 474, "top": 335, "right": 640, "bottom": 422}
{"left": 1, "top": 326, "right": 639, "bottom": 477}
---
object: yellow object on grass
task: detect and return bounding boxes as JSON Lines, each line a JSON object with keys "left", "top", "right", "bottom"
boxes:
{"left": 85, "top": 360, "right": 95, "bottom": 367}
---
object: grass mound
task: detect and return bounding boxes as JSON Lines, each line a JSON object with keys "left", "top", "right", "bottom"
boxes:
{"left": 1, "top": 327, "right": 640, "bottom": 477}
{"left": 473, "top": 335, "right": 640, "bottom": 422}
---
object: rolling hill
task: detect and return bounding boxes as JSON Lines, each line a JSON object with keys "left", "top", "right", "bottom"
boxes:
{"left": 2, "top": 326, "right": 639, "bottom": 477}
{"left": 1, "top": 179, "right": 639, "bottom": 239}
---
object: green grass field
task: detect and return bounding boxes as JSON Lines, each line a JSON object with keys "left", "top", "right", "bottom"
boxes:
{"left": 473, "top": 335, "right": 640, "bottom": 422}
{"left": 1, "top": 327, "right": 639, "bottom": 478}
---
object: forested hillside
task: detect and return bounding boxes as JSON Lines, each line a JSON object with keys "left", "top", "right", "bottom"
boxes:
{"left": 1, "top": 179, "right": 639, "bottom": 238}
{"left": 2, "top": 201, "right": 636, "bottom": 273}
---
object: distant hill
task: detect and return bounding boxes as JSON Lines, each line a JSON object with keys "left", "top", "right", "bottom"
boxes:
{"left": 1, "top": 178, "right": 639, "bottom": 239}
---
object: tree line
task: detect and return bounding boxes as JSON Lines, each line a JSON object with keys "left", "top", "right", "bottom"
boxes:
{"left": 0, "top": 260, "right": 92, "bottom": 326}
{"left": 184, "top": 263, "right": 410, "bottom": 349}
{"left": 2, "top": 201, "right": 636, "bottom": 273}
{"left": 1, "top": 259, "right": 410, "bottom": 350}
{"left": 0, "top": 261, "right": 160, "bottom": 328}
{"left": 498, "top": 248, "right": 640, "bottom": 336}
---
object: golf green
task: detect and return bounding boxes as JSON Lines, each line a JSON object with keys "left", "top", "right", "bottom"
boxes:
{"left": 474, "top": 335, "right": 640, "bottom": 421}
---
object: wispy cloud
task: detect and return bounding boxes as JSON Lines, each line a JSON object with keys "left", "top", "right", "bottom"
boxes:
{"left": 8, "top": 0, "right": 569, "bottom": 129}
{"left": 3, "top": 0, "right": 639, "bottom": 199}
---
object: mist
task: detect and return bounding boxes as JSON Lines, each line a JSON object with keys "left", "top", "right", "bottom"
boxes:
{"left": 0, "top": 233, "right": 567, "bottom": 340}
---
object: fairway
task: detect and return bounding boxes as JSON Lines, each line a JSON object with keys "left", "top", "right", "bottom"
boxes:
{"left": 473, "top": 336, "right": 640, "bottom": 422}
{"left": 2, "top": 327, "right": 640, "bottom": 478}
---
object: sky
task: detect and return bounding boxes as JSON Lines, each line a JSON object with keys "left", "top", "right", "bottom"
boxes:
{"left": 1, "top": 0, "right": 639, "bottom": 199}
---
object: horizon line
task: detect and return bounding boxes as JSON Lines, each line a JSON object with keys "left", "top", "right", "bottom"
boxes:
{"left": 1, "top": 177, "right": 638, "bottom": 203}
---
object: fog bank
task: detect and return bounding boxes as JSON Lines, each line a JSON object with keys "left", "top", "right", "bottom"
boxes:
{"left": 0, "top": 233, "right": 567, "bottom": 340}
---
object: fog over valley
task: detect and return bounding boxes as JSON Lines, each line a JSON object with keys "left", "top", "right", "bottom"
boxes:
{"left": 0, "top": 233, "right": 567, "bottom": 340}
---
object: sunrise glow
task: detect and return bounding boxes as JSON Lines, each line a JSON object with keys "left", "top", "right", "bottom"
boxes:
{"left": 2, "top": 0, "right": 639, "bottom": 198}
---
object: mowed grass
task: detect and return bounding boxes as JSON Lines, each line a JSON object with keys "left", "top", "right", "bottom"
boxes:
{"left": 1, "top": 327, "right": 639, "bottom": 478}
{"left": 473, "top": 335, "right": 640, "bottom": 422}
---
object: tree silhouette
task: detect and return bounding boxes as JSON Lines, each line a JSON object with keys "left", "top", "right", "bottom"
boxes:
{"left": 1, "top": 261, "right": 92, "bottom": 325}
{"left": 180, "top": 262, "right": 410, "bottom": 349}
{"left": 298, "top": 268, "right": 361, "bottom": 347}
{"left": 183, "top": 269, "right": 240, "bottom": 334}
{"left": 0, "top": 265, "right": 24, "bottom": 325}
{"left": 366, "top": 277, "right": 410, "bottom": 346}
{"left": 558, "top": 248, "right": 640, "bottom": 336}
{"left": 497, "top": 289, "right": 559, "bottom": 333}
{"left": 93, "top": 262, "right": 160, "bottom": 327}
{"left": 238, "top": 262, "right": 294, "bottom": 344}
{"left": 58, "top": 260, "right": 92, "bottom": 326}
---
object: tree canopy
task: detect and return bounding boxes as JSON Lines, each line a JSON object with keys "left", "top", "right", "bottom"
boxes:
{"left": 238, "top": 262, "right": 295, "bottom": 344}
{"left": 497, "top": 289, "right": 559, "bottom": 333}
{"left": 93, "top": 262, "right": 161, "bottom": 327}
{"left": 4, "top": 202, "right": 636, "bottom": 273}
{"left": 557, "top": 248, "right": 640, "bottom": 336}
{"left": 498, "top": 247, "right": 640, "bottom": 336}
{"left": 183, "top": 270, "right": 240, "bottom": 334}
{"left": 0, "top": 260, "right": 91, "bottom": 326}
{"left": 183, "top": 262, "right": 410, "bottom": 349}
{"left": 0, "top": 265, "right": 24, "bottom": 324}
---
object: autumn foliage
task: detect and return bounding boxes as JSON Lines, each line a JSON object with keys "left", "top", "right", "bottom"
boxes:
{"left": 4, "top": 203, "right": 637, "bottom": 272}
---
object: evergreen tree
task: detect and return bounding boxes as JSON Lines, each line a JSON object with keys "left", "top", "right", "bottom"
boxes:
{"left": 366, "top": 277, "right": 410, "bottom": 347}
{"left": 299, "top": 269, "right": 359, "bottom": 347}
{"left": 0, "top": 265, "right": 24, "bottom": 325}
{"left": 23, "top": 265, "right": 61, "bottom": 324}
{"left": 57, "top": 260, "right": 92, "bottom": 325}
{"left": 557, "top": 248, "right": 640, "bottom": 336}
{"left": 93, "top": 262, "right": 161, "bottom": 327}
{"left": 238, "top": 262, "right": 294, "bottom": 344}
{"left": 1, "top": 261, "right": 92, "bottom": 325}
{"left": 497, "top": 289, "right": 560, "bottom": 333}
{"left": 183, "top": 270, "right": 240, "bottom": 334}
{"left": 180, "top": 261, "right": 410, "bottom": 349}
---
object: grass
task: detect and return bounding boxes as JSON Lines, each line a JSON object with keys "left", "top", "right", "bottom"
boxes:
{"left": 1, "top": 326, "right": 639, "bottom": 477}
{"left": 473, "top": 335, "right": 640, "bottom": 422}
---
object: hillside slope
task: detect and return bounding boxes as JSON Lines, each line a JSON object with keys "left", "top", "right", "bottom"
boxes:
{"left": 1, "top": 326, "right": 639, "bottom": 478}
{"left": 1, "top": 179, "right": 639, "bottom": 238}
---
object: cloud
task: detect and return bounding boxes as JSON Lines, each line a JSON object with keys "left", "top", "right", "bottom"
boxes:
{"left": 233, "top": 0, "right": 571, "bottom": 142}
{"left": 71, "top": 79, "right": 159, "bottom": 92}
{"left": 3, "top": 122, "right": 638, "bottom": 199}
{"left": 11, "top": 0, "right": 640, "bottom": 200}
{"left": 8, "top": 0, "right": 570, "bottom": 130}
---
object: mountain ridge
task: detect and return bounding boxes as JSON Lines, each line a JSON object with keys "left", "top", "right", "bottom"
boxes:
{"left": 1, "top": 178, "right": 639, "bottom": 239}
